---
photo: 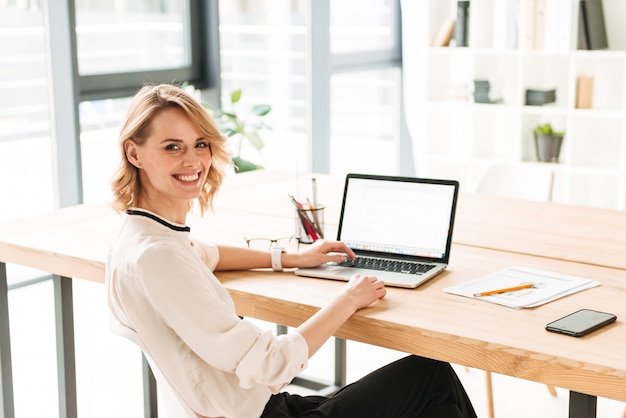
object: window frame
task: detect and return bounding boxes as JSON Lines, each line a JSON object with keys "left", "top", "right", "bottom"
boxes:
{"left": 76, "top": 0, "right": 219, "bottom": 101}
{"left": 309, "top": 0, "right": 409, "bottom": 175}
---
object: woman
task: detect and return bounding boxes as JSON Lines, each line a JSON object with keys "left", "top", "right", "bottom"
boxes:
{"left": 105, "top": 84, "right": 477, "bottom": 418}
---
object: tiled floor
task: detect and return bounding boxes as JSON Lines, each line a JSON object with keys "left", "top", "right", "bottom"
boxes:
{"left": 6, "top": 269, "right": 626, "bottom": 418}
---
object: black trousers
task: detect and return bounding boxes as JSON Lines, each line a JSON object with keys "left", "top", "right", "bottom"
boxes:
{"left": 260, "top": 355, "right": 477, "bottom": 418}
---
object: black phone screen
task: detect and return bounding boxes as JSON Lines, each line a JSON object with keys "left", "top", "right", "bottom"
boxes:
{"left": 545, "top": 309, "right": 616, "bottom": 337}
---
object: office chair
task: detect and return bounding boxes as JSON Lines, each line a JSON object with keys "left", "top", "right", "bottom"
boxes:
{"left": 472, "top": 161, "right": 556, "bottom": 418}
{"left": 110, "top": 321, "right": 197, "bottom": 418}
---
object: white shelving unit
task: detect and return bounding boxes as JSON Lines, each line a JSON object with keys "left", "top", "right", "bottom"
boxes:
{"left": 402, "top": 0, "right": 626, "bottom": 209}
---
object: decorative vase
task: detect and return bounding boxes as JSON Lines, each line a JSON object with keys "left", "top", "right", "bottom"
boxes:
{"left": 534, "top": 133, "right": 564, "bottom": 163}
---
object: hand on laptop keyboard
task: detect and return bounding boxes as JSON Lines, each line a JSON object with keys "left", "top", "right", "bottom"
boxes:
{"left": 337, "top": 256, "right": 436, "bottom": 275}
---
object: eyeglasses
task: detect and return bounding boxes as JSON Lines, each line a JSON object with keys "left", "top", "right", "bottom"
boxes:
{"left": 244, "top": 236, "right": 300, "bottom": 250}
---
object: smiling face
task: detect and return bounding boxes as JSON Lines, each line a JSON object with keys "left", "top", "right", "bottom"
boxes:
{"left": 124, "top": 106, "right": 212, "bottom": 222}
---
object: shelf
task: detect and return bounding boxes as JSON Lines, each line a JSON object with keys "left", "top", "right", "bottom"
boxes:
{"left": 403, "top": 0, "right": 626, "bottom": 209}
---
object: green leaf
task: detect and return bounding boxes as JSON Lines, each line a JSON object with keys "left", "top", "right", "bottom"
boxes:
{"left": 232, "top": 156, "right": 262, "bottom": 173}
{"left": 251, "top": 104, "right": 271, "bottom": 117}
{"left": 223, "top": 128, "right": 237, "bottom": 137}
{"left": 534, "top": 123, "right": 553, "bottom": 135}
{"left": 244, "top": 131, "right": 265, "bottom": 150}
{"left": 230, "top": 89, "right": 242, "bottom": 104}
{"left": 220, "top": 111, "right": 238, "bottom": 120}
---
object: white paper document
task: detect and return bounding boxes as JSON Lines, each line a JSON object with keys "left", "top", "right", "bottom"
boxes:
{"left": 444, "top": 266, "right": 601, "bottom": 309}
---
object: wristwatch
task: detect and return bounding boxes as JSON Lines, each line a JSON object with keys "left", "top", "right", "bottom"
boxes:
{"left": 271, "top": 247, "right": 286, "bottom": 272}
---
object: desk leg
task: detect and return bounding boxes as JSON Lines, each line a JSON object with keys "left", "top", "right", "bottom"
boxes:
{"left": 142, "top": 355, "right": 158, "bottom": 418}
{"left": 334, "top": 338, "right": 347, "bottom": 388}
{"left": 0, "top": 262, "right": 15, "bottom": 418}
{"left": 53, "top": 275, "right": 77, "bottom": 418}
{"left": 569, "top": 391, "right": 597, "bottom": 418}
{"left": 278, "top": 325, "right": 346, "bottom": 395}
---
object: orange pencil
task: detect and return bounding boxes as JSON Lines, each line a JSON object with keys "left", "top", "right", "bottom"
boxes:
{"left": 473, "top": 283, "right": 534, "bottom": 297}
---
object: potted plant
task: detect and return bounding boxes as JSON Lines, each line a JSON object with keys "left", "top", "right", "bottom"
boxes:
{"left": 205, "top": 89, "right": 272, "bottom": 173}
{"left": 533, "top": 123, "right": 565, "bottom": 163}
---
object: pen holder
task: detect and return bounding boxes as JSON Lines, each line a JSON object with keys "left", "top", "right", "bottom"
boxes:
{"left": 295, "top": 205, "right": 325, "bottom": 244}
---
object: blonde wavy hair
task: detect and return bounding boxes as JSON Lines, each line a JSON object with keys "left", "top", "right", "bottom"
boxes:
{"left": 110, "top": 84, "right": 231, "bottom": 215}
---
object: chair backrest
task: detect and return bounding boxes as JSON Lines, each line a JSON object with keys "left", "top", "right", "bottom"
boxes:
{"left": 473, "top": 162, "right": 554, "bottom": 202}
{"left": 110, "top": 321, "right": 197, "bottom": 418}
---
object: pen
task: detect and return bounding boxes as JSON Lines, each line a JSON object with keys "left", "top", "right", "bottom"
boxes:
{"left": 306, "top": 198, "right": 324, "bottom": 238}
{"left": 288, "top": 194, "right": 318, "bottom": 240}
{"left": 473, "top": 283, "right": 534, "bottom": 297}
{"left": 311, "top": 177, "right": 317, "bottom": 208}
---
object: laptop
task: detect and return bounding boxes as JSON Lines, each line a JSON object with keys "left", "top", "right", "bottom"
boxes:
{"left": 295, "top": 173, "right": 460, "bottom": 288}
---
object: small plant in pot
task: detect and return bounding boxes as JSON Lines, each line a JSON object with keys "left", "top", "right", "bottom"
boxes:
{"left": 534, "top": 123, "right": 565, "bottom": 163}
{"left": 205, "top": 89, "right": 272, "bottom": 173}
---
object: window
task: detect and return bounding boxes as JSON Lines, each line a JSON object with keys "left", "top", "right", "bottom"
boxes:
{"left": 217, "top": 0, "right": 405, "bottom": 176}
{"left": 330, "top": 0, "right": 397, "bottom": 54}
{"left": 329, "top": 68, "right": 402, "bottom": 176}
{"left": 218, "top": 0, "right": 309, "bottom": 173}
{"left": 75, "top": 0, "right": 215, "bottom": 100}
{"left": 75, "top": 1, "right": 190, "bottom": 75}
{"left": 0, "top": 1, "right": 55, "bottom": 221}
{"left": 328, "top": 0, "right": 404, "bottom": 177}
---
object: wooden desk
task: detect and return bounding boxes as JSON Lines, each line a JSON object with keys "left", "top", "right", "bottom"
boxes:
{"left": 1, "top": 171, "right": 624, "bottom": 418}
{"left": 218, "top": 170, "right": 626, "bottom": 269}
{"left": 454, "top": 193, "right": 626, "bottom": 270}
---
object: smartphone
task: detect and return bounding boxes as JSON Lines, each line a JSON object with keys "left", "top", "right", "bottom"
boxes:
{"left": 546, "top": 309, "right": 617, "bottom": 337}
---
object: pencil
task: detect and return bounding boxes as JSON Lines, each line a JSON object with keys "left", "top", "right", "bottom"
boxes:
{"left": 306, "top": 198, "right": 324, "bottom": 238}
{"left": 288, "top": 194, "right": 318, "bottom": 240}
{"left": 473, "top": 283, "right": 534, "bottom": 297}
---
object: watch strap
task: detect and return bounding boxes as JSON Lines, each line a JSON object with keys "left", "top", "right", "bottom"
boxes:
{"left": 271, "top": 247, "right": 286, "bottom": 271}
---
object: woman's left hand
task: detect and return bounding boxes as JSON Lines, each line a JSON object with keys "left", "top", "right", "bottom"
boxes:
{"left": 282, "top": 240, "right": 355, "bottom": 269}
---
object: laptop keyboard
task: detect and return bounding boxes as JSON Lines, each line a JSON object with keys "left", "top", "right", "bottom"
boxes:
{"left": 337, "top": 256, "right": 436, "bottom": 275}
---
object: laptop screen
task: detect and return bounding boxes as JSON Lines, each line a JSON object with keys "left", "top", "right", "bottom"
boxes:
{"left": 337, "top": 174, "right": 459, "bottom": 262}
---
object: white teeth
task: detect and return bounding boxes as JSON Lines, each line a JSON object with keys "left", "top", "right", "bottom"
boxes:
{"left": 177, "top": 173, "right": 199, "bottom": 182}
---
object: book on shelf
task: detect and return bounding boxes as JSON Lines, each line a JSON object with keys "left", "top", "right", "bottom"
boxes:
{"left": 472, "top": 79, "right": 502, "bottom": 104}
{"left": 544, "top": 0, "right": 573, "bottom": 52}
{"left": 577, "top": 3, "right": 589, "bottom": 50}
{"left": 473, "top": 80, "right": 491, "bottom": 103}
{"left": 433, "top": 17, "right": 455, "bottom": 47}
{"left": 525, "top": 88, "right": 556, "bottom": 106}
{"left": 522, "top": 0, "right": 548, "bottom": 50}
{"left": 522, "top": 0, "right": 535, "bottom": 49}
{"left": 576, "top": 76, "right": 594, "bottom": 109}
{"left": 533, "top": 0, "right": 546, "bottom": 49}
{"left": 448, "top": 82, "right": 472, "bottom": 102}
{"left": 522, "top": 0, "right": 575, "bottom": 51}
{"left": 556, "top": 0, "right": 574, "bottom": 51}
{"left": 454, "top": 1, "right": 470, "bottom": 47}
{"left": 578, "top": 0, "right": 608, "bottom": 50}
{"left": 493, "top": 0, "right": 520, "bottom": 49}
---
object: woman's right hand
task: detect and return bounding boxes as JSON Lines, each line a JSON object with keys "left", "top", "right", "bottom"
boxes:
{"left": 296, "top": 274, "right": 386, "bottom": 358}
{"left": 336, "top": 274, "right": 386, "bottom": 312}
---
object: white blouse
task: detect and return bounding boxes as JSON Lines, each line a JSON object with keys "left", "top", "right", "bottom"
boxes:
{"left": 105, "top": 209, "right": 308, "bottom": 418}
